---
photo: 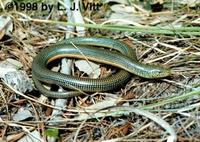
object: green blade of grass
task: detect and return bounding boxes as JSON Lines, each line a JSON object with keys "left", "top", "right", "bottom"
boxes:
{"left": 31, "top": 19, "right": 200, "bottom": 36}
{"left": 139, "top": 88, "right": 200, "bottom": 110}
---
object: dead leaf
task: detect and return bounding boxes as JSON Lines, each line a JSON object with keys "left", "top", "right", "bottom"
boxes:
{"left": 75, "top": 60, "right": 101, "bottom": 78}
{"left": 17, "top": 130, "right": 42, "bottom": 142}
{"left": 109, "top": 12, "right": 143, "bottom": 26}
{"left": 12, "top": 109, "right": 33, "bottom": 121}
{"left": 0, "top": 16, "right": 13, "bottom": 40}
{"left": 117, "top": 91, "right": 136, "bottom": 106}
{"left": 0, "top": 59, "right": 33, "bottom": 93}
{"left": 107, "top": 123, "right": 132, "bottom": 138}
{"left": 110, "top": 4, "right": 136, "bottom": 13}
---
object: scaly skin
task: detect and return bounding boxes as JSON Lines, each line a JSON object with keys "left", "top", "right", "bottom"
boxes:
{"left": 32, "top": 37, "right": 170, "bottom": 98}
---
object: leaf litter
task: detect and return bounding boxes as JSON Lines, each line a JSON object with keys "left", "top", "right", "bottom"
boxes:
{"left": 0, "top": 0, "right": 200, "bottom": 141}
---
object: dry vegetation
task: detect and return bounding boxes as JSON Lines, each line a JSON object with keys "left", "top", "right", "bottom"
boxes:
{"left": 0, "top": 0, "right": 200, "bottom": 141}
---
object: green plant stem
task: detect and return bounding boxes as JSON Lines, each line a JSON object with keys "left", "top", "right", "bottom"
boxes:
{"left": 31, "top": 19, "right": 200, "bottom": 36}
{"left": 139, "top": 88, "right": 200, "bottom": 110}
